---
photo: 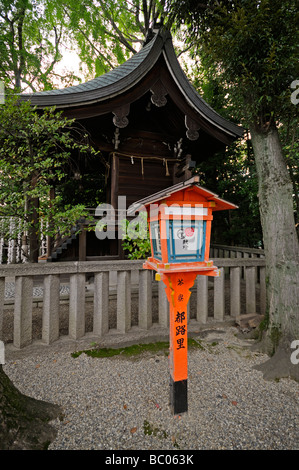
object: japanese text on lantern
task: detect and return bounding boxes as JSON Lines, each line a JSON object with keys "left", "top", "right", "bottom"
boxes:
{"left": 175, "top": 278, "right": 187, "bottom": 351}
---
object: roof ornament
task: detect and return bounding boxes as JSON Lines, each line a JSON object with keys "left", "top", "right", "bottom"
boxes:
{"left": 112, "top": 104, "right": 130, "bottom": 128}
{"left": 174, "top": 138, "right": 183, "bottom": 158}
{"left": 143, "top": 19, "right": 164, "bottom": 46}
{"left": 113, "top": 128, "right": 120, "bottom": 150}
{"left": 150, "top": 80, "right": 168, "bottom": 107}
{"left": 185, "top": 115, "right": 200, "bottom": 141}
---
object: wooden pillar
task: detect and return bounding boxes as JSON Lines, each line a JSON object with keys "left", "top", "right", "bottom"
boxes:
{"left": 46, "top": 187, "right": 55, "bottom": 258}
{"left": 110, "top": 153, "right": 119, "bottom": 213}
{"left": 79, "top": 228, "right": 86, "bottom": 261}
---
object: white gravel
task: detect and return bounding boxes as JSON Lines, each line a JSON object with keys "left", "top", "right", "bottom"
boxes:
{"left": 3, "top": 326, "right": 299, "bottom": 450}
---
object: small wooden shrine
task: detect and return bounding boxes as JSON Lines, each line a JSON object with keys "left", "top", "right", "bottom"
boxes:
{"left": 21, "top": 28, "right": 243, "bottom": 261}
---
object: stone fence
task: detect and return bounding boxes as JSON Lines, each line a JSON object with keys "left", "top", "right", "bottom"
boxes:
{"left": 0, "top": 256, "right": 266, "bottom": 350}
{"left": 210, "top": 244, "right": 265, "bottom": 259}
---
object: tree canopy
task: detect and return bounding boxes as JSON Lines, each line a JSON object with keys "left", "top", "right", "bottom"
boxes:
{"left": 0, "top": 1, "right": 170, "bottom": 90}
{"left": 0, "top": 0, "right": 81, "bottom": 91}
{"left": 166, "top": 0, "right": 298, "bottom": 127}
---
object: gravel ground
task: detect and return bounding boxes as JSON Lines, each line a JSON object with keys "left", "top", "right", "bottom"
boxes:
{"left": 3, "top": 326, "right": 299, "bottom": 451}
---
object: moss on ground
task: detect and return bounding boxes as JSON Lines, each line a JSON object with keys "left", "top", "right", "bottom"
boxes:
{"left": 71, "top": 337, "right": 205, "bottom": 359}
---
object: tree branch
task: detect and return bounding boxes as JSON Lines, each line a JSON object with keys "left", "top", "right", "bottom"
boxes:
{"left": 177, "top": 43, "right": 194, "bottom": 58}
{"left": 65, "top": 6, "right": 118, "bottom": 71}
{"left": 97, "top": 0, "right": 137, "bottom": 54}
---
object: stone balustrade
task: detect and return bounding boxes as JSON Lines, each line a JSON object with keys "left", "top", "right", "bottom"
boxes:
{"left": 0, "top": 257, "right": 266, "bottom": 350}
{"left": 210, "top": 244, "right": 265, "bottom": 258}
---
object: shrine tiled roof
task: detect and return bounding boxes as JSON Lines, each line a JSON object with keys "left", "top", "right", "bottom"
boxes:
{"left": 20, "top": 33, "right": 163, "bottom": 106}
{"left": 20, "top": 29, "right": 243, "bottom": 140}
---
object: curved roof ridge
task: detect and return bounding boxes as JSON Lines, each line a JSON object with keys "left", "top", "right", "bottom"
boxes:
{"left": 162, "top": 34, "right": 243, "bottom": 137}
{"left": 20, "top": 32, "right": 164, "bottom": 103}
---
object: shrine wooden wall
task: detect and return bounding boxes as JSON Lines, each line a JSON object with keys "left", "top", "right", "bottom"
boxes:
{"left": 110, "top": 153, "right": 179, "bottom": 209}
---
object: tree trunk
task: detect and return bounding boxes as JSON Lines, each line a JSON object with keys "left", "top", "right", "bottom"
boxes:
{"left": 250, "top": 124, "right": 299, "bottom": 381}
{"left": 28, "top": 196, "right": 40, "bottom": 263}
{"left": 0, "top": 365, "right": 62, "bottom": 450}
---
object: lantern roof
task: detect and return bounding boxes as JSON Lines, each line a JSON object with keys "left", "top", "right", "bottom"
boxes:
{"left": 127, "top": 176, "right": 238, "bottom": 215}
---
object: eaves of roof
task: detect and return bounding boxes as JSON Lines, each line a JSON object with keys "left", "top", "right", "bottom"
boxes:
{"left": 161, "top": 35, "right": 244, "bottom": 139}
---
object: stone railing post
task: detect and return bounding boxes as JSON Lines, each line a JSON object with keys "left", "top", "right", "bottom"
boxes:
{"left": 42, "top": 274, "right": 60, "bottom": 344}
{"left": 69, "top": 273, "right": 86, "bottom": 339}
{"left": 93, "top": 271, "right": 109, "bottom": 336}
{"left": 214, "top": 268, "right": 225, "bottom": 321}
{"left": 14, "top": 276, "right": 33, "bottom": 348}
{"left": 196, "top": 275, "right": 208, "bottom": 324}
{"left": 158, "top": 281, "right": 169, "bottom": 328}
{"left": 230, "top": 267, "right": 241, "bottom": 318}
{"left": 138, "top": 270, "right": 152, "bottom": 330}
{"left": 117, "top": 270, "right": 131, "bottom": 333}
{"left": 246, "top": 266, "right": 256, "bottom": 313}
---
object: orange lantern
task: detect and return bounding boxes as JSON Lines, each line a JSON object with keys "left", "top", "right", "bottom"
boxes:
{"left": 129, "top": 176, "right": 238, "bottom": 414}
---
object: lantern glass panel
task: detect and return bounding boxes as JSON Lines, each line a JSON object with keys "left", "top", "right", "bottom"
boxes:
{"left": 168, "top": 220, "right": 206, "bottom": 262}
{"left": 150, "top": 220, "right": 162, "bottom": 259}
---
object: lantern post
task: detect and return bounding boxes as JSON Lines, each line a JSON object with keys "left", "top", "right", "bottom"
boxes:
{"left": 128, "top": 176, "right": 238, "bottom": 415}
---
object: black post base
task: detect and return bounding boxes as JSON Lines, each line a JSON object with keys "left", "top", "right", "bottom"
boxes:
{"left": 169, "top": 376, "right": 188, "bottom": 415}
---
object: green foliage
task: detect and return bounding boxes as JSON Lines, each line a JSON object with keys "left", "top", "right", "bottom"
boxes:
{"left": 0, "top": 0, "right": 80, "bottom": 91}
{"left": 71, "top": 341, "right": 170, "bottom": 358}
{"left": 121, "top": 212, "right": 151, "bottom": 260}
{"left": 193, "top": 139, "right": 262, "bottom": 247}
{"left": 58, "top": 0, "right": 167, "bottom": 78}
{"left": 56, "top": 168, "right": 106, "bottom": 208}
{"left": 71, "top": 337, "right": 204, "bottom": 358}
{"left": 0, "top": 95, "right": 98, "bottom": 260}
{"left": 168, "top": 0, "right": 299, "bottom": 129}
